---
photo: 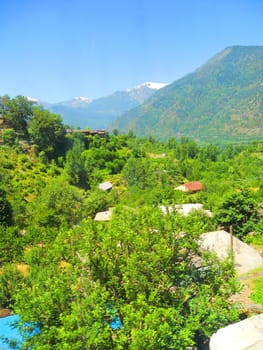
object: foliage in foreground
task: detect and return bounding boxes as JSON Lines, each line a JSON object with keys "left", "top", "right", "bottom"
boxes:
{"left": 12, "top": 207, "right": 239, "bottom": 349}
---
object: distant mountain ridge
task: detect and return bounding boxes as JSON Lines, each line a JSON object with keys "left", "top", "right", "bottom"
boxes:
{"left": 112, "top": 46, "right": 263, "bottom": 143}
{"left": 38, "top": 82, "right": 168, "bottom": 129}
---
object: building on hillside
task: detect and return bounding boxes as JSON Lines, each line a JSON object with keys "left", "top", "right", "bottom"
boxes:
{"left": 66, "top": 129, "right": 108, "bottom": 137}
{"left": 175, "top": 181, "right": 203, "bottom": 193}
{"left": 99, "top": 181, "right": 113, "bottom": 192}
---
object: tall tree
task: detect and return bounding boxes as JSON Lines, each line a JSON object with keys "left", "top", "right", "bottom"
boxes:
{"left": 215, "top": 189, "right": 258, "bottom": 238}
{"left": 64, "top": 137, "right": 87, "bottom": 188}
{"left": 28, "top": 177, "right": 84, "bottom": 234}
{"left": 0, "top": 95, "right": 34, "bottom": 138}
{"left": 28, "top": 107, "right": 66, "bottom": 158}
{"left": 122, "top": 157, "right": 155, "bottom": 189}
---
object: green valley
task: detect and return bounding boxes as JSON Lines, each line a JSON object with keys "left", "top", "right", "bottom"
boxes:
{"left": 1, "top": 93, "right": 263, "bottom": 349}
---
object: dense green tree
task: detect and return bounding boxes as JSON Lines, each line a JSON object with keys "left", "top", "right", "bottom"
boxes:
{"left": 28, "top": 107, "right": 66, "bottom": 158}
{"left": 64, "top": 138, "right": 87, "bottom": 188}
{"left": 28, "top": 177, "right": 84, "bottom": 233}
{"left": 0, "top": 264, "right": 25, "bottom": 308}
{"left": 122, "top": 157, "right": 155, "bottom": 189}
{"left": 0, "top": 95, "right": 34, "bottom": 138}
{"left": 199, "top": 144, "right": 219, "bottom": 162}
{"left": 1, "top": 128, "right": 17, "bottom": 146}
{"left": 0, "top": 226, "right": 23, "bottom": 264}
{"left": 214, "top": 189, "right": 258, "bottom": 238}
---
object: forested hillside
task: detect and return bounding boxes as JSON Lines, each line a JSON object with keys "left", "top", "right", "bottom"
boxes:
{"left": 113, "top": 46, "right": 263, "bottom": 143}
{"left": 1, "top": 95, "right": 263, "bottom": 349}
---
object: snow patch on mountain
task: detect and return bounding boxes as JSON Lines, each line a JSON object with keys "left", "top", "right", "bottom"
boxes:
{"left": 126, "top": 82, "right": 168, "bottom": 93}
{"left": 72, "top": 96, "right": 93, "bottom": 104}
{"left": 26, "top": 96, "right": 41, "bottom": 103}
{"left": 136, "top": 82, "right": 169, "bottom": 90}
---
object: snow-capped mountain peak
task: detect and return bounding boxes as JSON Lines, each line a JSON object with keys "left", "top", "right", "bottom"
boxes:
{"left": 72, "top": 96, "right": 93, "bottom": 104}
{"left": 26, "top": 96, "right": 41, "bottom": 103}
{"left": 124, "top": 82, "right": 169, "bottom": 104}
{"left": 136, "top": 82, "right": 169, "bottom": 90}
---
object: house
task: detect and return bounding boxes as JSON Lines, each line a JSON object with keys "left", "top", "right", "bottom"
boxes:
{"left": 66, "top": 129, "right": 107, "bottom": 137}
{"left": 175, "top": 181, "right": 203, "bottom": 193}
{"left": 99, "top": 181, "right": 113, "bottom": 192}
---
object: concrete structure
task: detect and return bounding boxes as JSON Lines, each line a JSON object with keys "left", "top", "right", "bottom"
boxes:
{"left": 160, "top": 203, "right": 212, "bottom": 217}
{"left": 98, "top": 181, "right": 113, "bottom": 192}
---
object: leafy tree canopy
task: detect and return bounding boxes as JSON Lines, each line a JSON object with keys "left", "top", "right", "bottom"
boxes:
{"left": 28, "top": 107, "right": 66, "bottom": 158}
{"left": 0, "top": 95, "right": 34, "bottom": 137}
{"left": 215, "top": 189, "right": 258, "bottom": 238}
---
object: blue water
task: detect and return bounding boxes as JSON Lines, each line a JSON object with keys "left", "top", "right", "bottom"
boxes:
{"left": 0, "top": 315, "right": 40, "bottom": 350}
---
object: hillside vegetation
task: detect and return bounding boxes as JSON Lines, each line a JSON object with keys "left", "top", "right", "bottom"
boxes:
{"left": 113, "top": 46, "right": 263, "bottom": 143}
{"left": 1, "top": 96, "right": 263, "bottom": 349}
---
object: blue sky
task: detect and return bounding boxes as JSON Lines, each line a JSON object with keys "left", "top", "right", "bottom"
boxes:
{"left": 1, "top": 0, "right": 263, "bottom": 102}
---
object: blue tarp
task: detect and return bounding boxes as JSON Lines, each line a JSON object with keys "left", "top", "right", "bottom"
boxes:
{"left": 0, "top": 315, "right": 40, "bottom": 350}
{"left": 0, "top": 313, "right": 120, "bottom": 349}
{"left": 109, "top": 316, "right": 122, "bottom": 330}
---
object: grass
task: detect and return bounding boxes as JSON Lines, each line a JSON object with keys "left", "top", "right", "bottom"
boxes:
{"left": 250, "top": 276, "right": 263, "bottom": 304}
{"left": 240, "top": 266, "right": 263, "bottom": 306}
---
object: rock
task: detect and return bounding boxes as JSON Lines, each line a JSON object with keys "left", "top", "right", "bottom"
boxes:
{"left": 210, "top": 314, "right": 263, "bottom": 350}
{"left": 200, "top": 230, "right": 263, "bottom": 275}
{"left": 94, "top": 208, "right": 113, "bottom": 221}
{"left": 0, "top": 308, "right": 11, "bottom": 318}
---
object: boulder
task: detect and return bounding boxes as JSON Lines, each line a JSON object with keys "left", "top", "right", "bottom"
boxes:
{"left": 210, "top": 314, "right": 263, "bottom": 350}
{"left": 200, "top": 230, "right": 263, "bottom": 275}
{"left": 0, "top": 308, "right": 11, "bottom": 318}
{"left": 94, "top": 208, "right": 113, "bottom": 221}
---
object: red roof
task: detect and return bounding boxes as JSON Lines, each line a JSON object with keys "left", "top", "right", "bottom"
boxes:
{"left": 184, "top": 181, "right": 203, "bottom": 192}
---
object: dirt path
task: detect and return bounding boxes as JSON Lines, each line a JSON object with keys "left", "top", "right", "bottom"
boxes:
{"left": 230, "top": 270, "right": 263, "bottom": 314}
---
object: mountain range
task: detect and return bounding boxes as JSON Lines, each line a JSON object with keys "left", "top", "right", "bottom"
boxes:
{"left": 112, "top": 45, "right": 263, "bottom": 143}
{"left": 31, "top": 46, "right": 263, "bottom": 144}
{"left": 38, "top": 82, "right": 168, "bottom": 129}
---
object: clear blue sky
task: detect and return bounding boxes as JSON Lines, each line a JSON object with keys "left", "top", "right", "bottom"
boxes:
{"left": 1, "top": 0, "right": 263, "bottom": 102}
